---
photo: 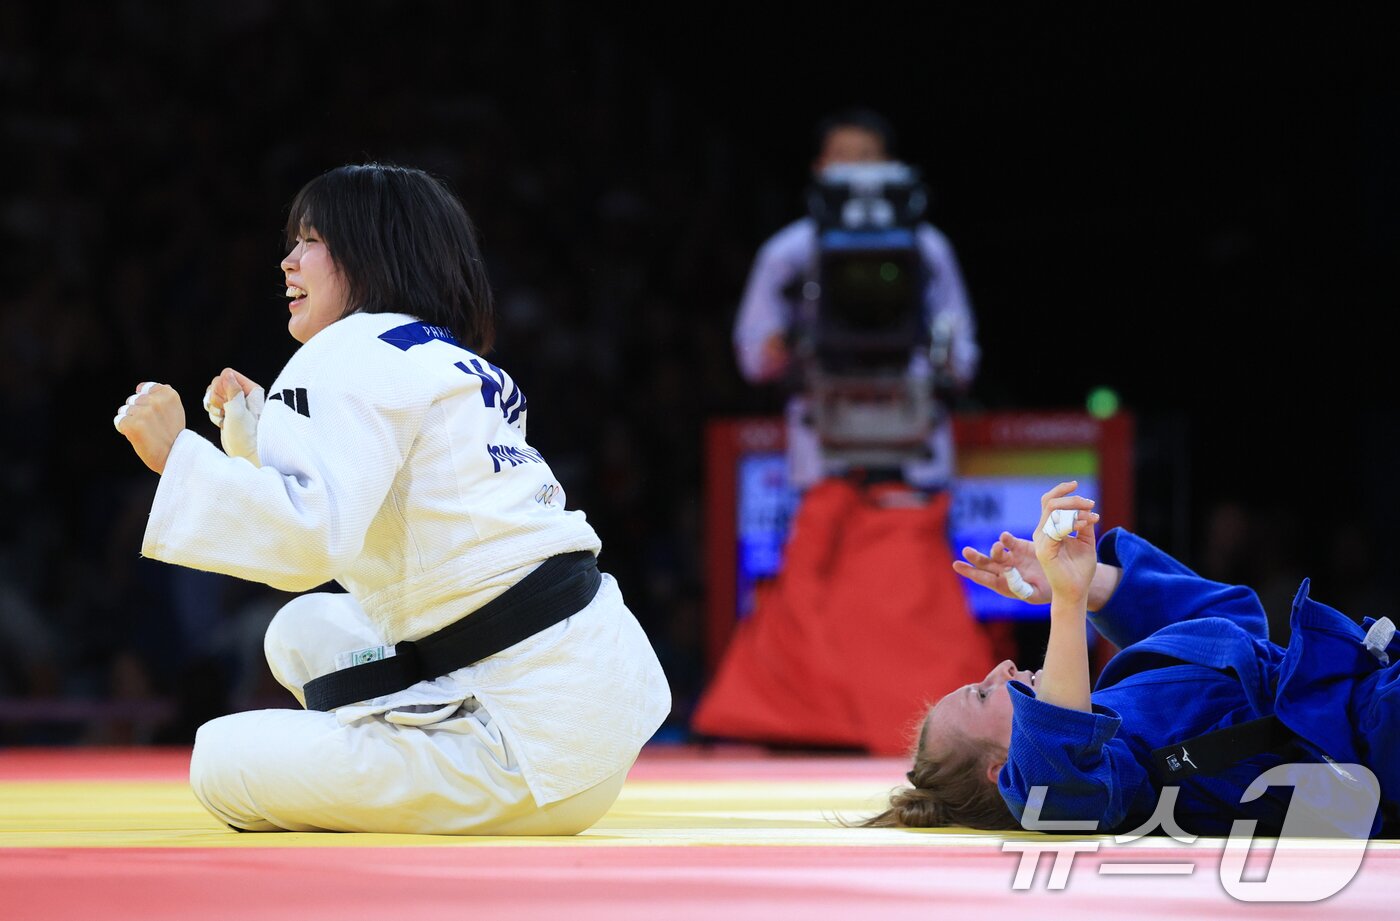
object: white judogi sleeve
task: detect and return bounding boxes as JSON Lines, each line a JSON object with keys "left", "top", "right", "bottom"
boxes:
{"left": 142, "top": 320, "right": 434, "bottom": 592}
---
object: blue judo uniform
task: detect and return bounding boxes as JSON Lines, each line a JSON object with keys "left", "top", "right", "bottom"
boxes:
{"left": 998, "top": 529, "right": 1400, "bottom": 837}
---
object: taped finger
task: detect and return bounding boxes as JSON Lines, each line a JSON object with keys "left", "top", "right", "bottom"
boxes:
{"left": 1043, "top": 508, "right": 1078, "bottom": 542}
{"left": 204, "top": 385, "right": 225, "bottom": 428}
{"left": 137, "top": 381, "right": 157, "bottom": 396}
{"left": 1006, "top": 567, "right": 1036, "bottom": 600}
{"left": 113, "top": 405, "right": 129, "bottom": 432}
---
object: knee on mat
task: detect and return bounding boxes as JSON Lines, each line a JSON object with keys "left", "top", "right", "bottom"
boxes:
{"left": 189, "top": 713, "right": 269, "bottom": 829}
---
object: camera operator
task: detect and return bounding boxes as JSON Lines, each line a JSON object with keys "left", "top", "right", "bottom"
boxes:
{"left": 733, "top": 108, "right": 979, "bottom": 491}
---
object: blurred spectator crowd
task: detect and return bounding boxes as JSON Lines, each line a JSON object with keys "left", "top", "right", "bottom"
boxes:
{"left": 1, "top": 2, "right": 1394, "bottom": 745}
{"left": 0, "top": 1, "right": 800, "bottom": 743}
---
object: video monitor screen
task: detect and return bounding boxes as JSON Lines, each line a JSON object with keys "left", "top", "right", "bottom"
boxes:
{"left": 733, "top": 451, "right": 1098, "bottom": 622}
{"left": 706, "top": 413, "right": 1132, "bottom": 666}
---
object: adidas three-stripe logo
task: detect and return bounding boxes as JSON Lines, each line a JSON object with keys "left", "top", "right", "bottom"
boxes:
{"left": 268, "top": 387, "right": 310, "bottom": 417}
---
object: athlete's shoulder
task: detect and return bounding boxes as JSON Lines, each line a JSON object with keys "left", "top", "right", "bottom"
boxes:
{"left": 326, "top": 312, "right": 423, "bottom": 348}
{"left": 293, "top": 313, "right": 444, "bottom": 370}
{"left": 286, "top": 311, "right": 415, "bottom": 358}
{"left": 276, "top": 312, "right": 437, "bottom": 401}
{"left": 353, "top": 314, "right": 524, "bottom": 423}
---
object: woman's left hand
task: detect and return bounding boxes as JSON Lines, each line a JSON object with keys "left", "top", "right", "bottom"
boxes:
{"left": 114, "top": 382, "right": 186, "bottom": 474}
{"left": 953, "top": 531, "right": 1049, "bottom": 604}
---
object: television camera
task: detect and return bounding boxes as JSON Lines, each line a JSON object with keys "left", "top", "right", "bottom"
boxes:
{"left": 791, "top": 161, "right": 958, "bottom": 474}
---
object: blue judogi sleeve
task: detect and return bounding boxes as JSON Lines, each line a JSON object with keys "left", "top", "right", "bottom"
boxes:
{"left": 997, "top": 682, "right": 1157, "bottom": 831}
{"left": 1091, "top": 529, "right": 1271, "bottom": 650}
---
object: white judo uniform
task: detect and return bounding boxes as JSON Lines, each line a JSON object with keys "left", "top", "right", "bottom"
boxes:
{"left": 142, "top": 312, "right": 670, "bottom": 834}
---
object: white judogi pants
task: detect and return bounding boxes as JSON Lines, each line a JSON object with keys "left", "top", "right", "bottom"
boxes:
{"left": 189, "top": 592, "right": 630, "bottom": 835}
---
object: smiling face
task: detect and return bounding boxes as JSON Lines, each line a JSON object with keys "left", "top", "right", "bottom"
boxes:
{"left": 923, "top": 659, "right": 1040, "bottom": 763}
{"left": 281, "top": 225, "right": 349, "bottom": 343}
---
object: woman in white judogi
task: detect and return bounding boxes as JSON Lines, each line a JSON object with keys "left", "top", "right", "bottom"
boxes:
{"left": 114, "top": 163, "right": 670, "bottom": 834}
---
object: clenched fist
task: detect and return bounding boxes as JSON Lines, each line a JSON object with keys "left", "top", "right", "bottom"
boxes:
{"left": 203, "top": 368, "right": 264, "bottom": 463}
{"left": 202, "top": 368, "right": 262, "bottom": 428}
{"left": 114, "top": 381, "right": 186, "bottom": 474}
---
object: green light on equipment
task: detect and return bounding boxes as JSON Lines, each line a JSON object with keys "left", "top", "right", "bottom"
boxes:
{"left": 1087, "top": 387, "right": 1120, "bottom": 419}
{"left": 879, "top": 262, "right": 899, "bottom": 282}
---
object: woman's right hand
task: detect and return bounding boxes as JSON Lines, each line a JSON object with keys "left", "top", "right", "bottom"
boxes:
{"left": 203, "top": 368, "right": 262, "bottom": 428}
{"left": 1033, "top": 481, "right": 1100, "bottom": 605}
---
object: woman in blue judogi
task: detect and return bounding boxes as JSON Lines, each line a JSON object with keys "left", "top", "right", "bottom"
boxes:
{"left": 869, "top": 482, "right": 1397, "bottom": 837}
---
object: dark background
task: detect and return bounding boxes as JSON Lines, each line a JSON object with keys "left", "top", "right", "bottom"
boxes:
{"left": 1, "top": 2, "right": 1396, "bottom": 742}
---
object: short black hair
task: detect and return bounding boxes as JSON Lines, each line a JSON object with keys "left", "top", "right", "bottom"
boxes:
{"left": 814, "top": 108, "right": 897, "bottom": 159}
{"left": 285, "top": 163, "right": 496, "bottom": 353}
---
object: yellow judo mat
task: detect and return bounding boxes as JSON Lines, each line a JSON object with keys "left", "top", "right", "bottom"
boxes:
{"left": 3, "top": 747, "right": 1399, "bottom": 919}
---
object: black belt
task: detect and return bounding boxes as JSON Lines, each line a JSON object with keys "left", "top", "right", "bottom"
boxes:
{"left": 1150, "top": 715, "right": 1296, "bottom": 781}
{"left": 303, "top": 551, "right": 601, "bottom": 711}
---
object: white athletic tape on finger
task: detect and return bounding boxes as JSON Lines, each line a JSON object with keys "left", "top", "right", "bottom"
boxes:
{"left": 204, "top": 387, "right": 227, "bottom": 428}
{"left": 116, "top": 380, "right": 163, "bottom": 432}
{"left": 220, "top": 387, "right": 263, "bottom": 464}
{"left": 126, "top": 381, "right": 160, "bottom": 410}
{"left": 1043, "top": 508, "right": 1078, "bottom": 542}
{"left": 208, "top": 406, "right": 224, "bottom": 429}
{"left": 1006, "top": 567, "right": 1035, "bottom": 600}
